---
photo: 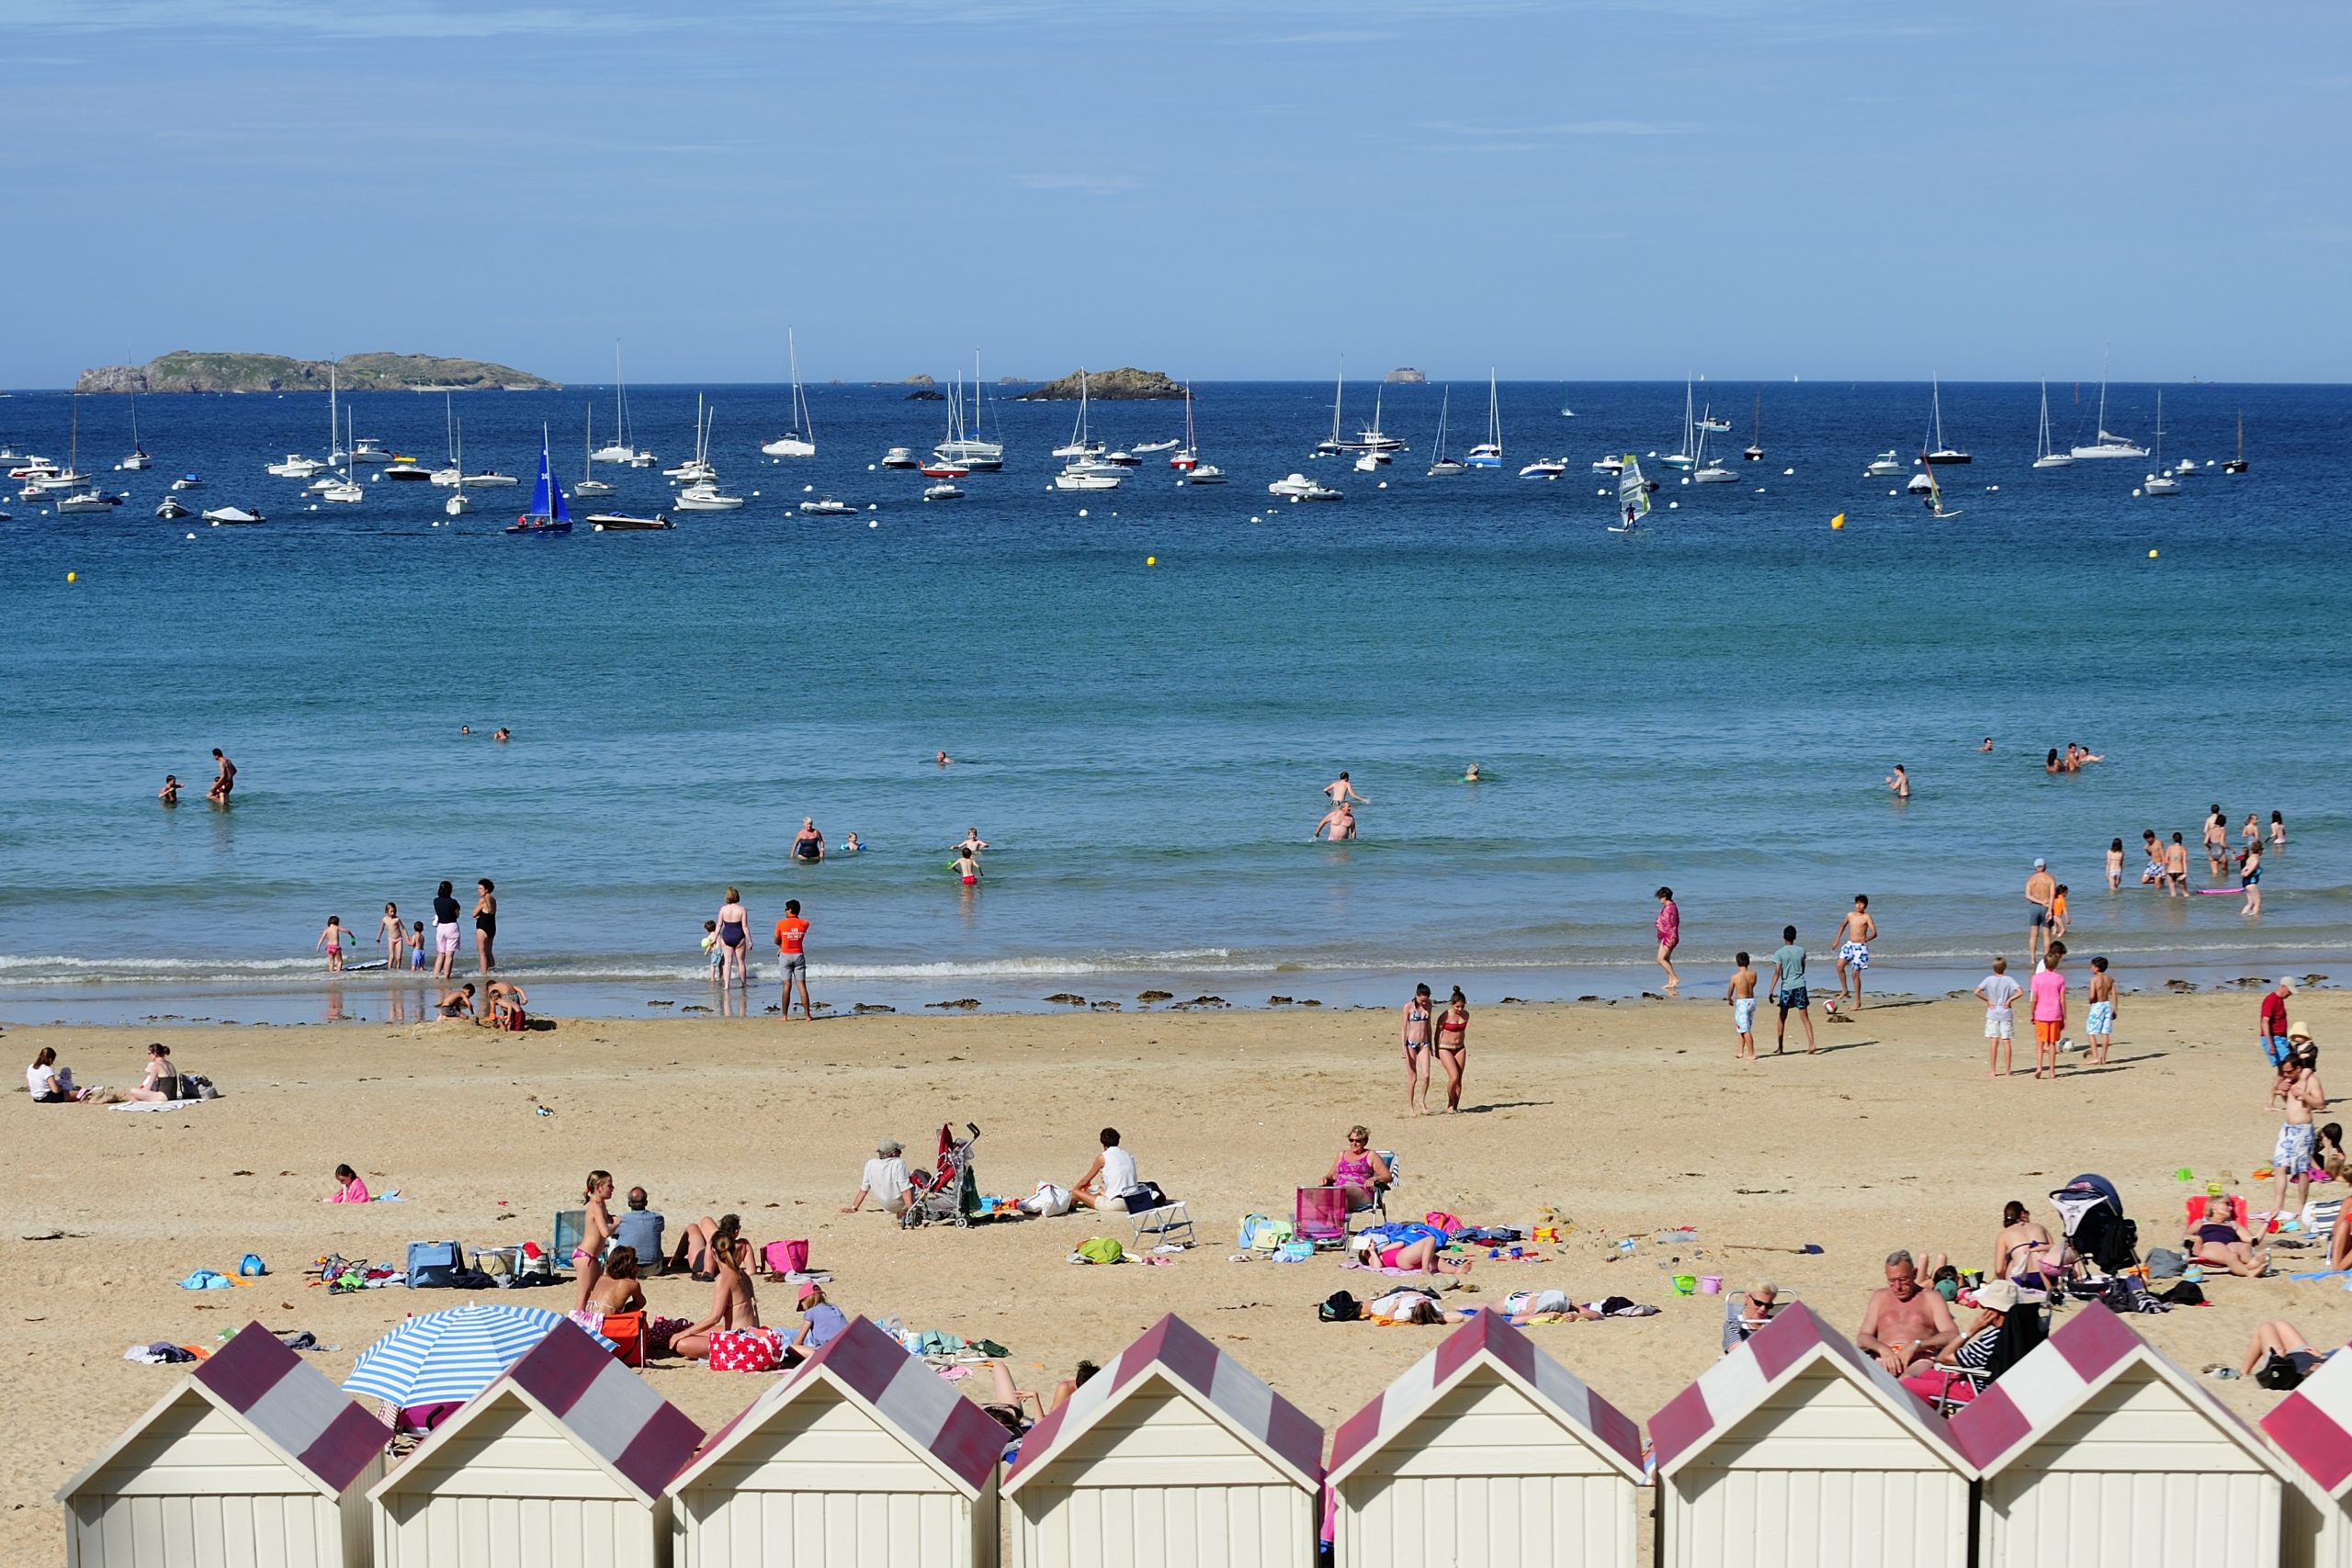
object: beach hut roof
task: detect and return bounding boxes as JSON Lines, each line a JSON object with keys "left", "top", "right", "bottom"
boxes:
{"left": 1650, "top": 1300, "right": 1972, "bottom": 1477}
{"left": 1001, "top": 1314, "right": 1322, "bottom": 1498}
{"left": 1952, "top": 1301, "right": 2286, "bottom": 1479}
{"left": 1327, "top": 1311, "right": 1644, "bottom": 1486}
{"left": 368, "top": 1318, "right": 704, "bottom": 1507}
{"left": 59, "top": 1322, "right": 390, "bottom": 1503}
{"left": 2263, "top": 1343, "right": 2352, "bottom": 1498}
{"left": 671, "top": 1314, "right": 1004, "bottom": 1499}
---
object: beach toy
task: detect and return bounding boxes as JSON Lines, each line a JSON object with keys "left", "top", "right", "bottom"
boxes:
{"left": 1658, "top": 1227, "right": 1699, "bottom": 1245}
{"left": 1671, "top": 1274, "right": 1698, "bottom": 1296}
{"left": 1700, "top": 1275, "right": 1724, "bottom": 1294}
{"left": 2175, "top": 1168, "right": 2194, "bottom": 1181}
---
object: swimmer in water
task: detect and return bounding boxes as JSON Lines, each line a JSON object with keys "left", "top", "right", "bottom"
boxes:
{"left": 1324, "top": 771, "right": 1369, "bottom": 807}
{"left": 792, "top": 818, "right": 826, "bottom": 863}
{"left": 1311, "top": 801, "right": 1357, "bottom": 841}
{"left": 952, "top": 845, "right": 981, "bottom": 886}
{"left": 1464, "top": 763, "right": 1481, "bottom": 783}
{"left": 841, "top": 832, "right": 863, "bottom": 854}
{"left": 493, "top": 728, "right": 510, "bottom": 743}
{"left": 958, "top": 827, "right": 989, "bottom": 852}
{"left": 1886, "top": 763, "right": 1910, "bottom": 799}
{"left": 935, "top": 750, "right": 952, "bottom": 767}
{"left": 157, "top": 773, "right": 180, "bottom": 805}
{"left": 1981, "top": 737, "right": 1993, "bottom": 752}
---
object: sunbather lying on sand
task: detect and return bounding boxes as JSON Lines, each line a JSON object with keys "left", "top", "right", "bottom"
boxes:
{"left": 1351, "top": 1231, "right": 1473, "bottom": 1277}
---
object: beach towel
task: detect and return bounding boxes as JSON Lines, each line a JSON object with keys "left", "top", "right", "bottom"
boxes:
{"left": 177, "top": 1270, "right": 232, "bottom": 1291}
{"left": 114, "top": 1099, "right": 214, "bottom": 1113}
{"left": 708, "top": 1327, "right": 786, "bottom": 1371}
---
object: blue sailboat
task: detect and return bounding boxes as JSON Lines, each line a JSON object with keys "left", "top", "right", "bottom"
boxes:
{"left": 506, "top": 427, "right": 572, "bottom": 536}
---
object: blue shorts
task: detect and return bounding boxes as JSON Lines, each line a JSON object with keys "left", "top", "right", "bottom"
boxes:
{"left": 1777, "top": 987, "right": 1808, "bottom": 1011}
{"left": 2086, "top": 1001, "right": 2114, "bottom": 1036}
{"left": 2266, "top": 1035, "right": 2294, "bottom": 1069}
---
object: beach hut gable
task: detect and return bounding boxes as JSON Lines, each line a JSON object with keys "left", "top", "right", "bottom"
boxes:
{"left": 1002, "top": 1314, "right": 1322, "bottom": 1498}
{"left": 1649, "top": 1302, "right": 1972, "bottom": 1477}
{"left": 1327, "top": 1311, "right": 1645, "bottom": 1487}
{"left": 368, "top": 1319, "right": 705, "bottom": 1508}
{"left": 1952, "top": 1302, "right": 2287, "bottom": 1479}
{"left": 2267, "top": 1348, "right": 2352, "bottom": 1500}
{"left": 671, "top": 1314, "right": 1004, "bottom": 1499}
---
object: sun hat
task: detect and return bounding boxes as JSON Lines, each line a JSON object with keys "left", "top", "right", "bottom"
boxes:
{"left": 878, "top": 1138, "right": 903, "bottom": 1156}
{"left": 2290, "top": 1021, "right": 2316, "bottom": 1042}
{"left": 1973, "top": 1278, "right": 2020, "bottom": 1313}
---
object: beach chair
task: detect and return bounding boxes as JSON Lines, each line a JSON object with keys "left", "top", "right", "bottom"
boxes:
{"left": 1295, "top": 1186, "right": 1350, "bottom": 1247}
{"left": 1351, "top": 1150, "right": 1400, "bottom": 1224}
{"left": 1125, "top": 1184, "right": 1197, "bottom": 1250}
{"left": 551, "top": 1207, "right": 586, "bottom": 1268}
{"left": 602, "top": 1310, "right": 647, "bottom": 1368}
{"left": 1721, "top": 1287, "right": 1794, "bottom": 1352}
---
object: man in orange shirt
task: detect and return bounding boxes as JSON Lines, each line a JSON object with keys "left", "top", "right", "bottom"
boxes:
{"left": 774, "top": 899, "right": 814, "bottom": 1021}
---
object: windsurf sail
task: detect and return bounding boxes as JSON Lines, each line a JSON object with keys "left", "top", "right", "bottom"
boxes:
{"left": 1615, "top": 456, "right": 1650, "bottom": 529}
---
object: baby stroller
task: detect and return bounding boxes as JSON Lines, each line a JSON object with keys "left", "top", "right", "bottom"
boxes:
{"left": 2050, "top": 1173, "right": 2139, "bottom": 1282}
{"left": 906, "top": 1122, "right": 981, "bottom": 1228}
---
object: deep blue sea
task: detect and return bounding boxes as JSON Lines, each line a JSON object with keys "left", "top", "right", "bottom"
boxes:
{"left": 2, "top": 376, "right": 2346, "bottom": 1024}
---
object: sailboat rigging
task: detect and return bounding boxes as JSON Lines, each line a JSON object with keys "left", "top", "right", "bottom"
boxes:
{"left": 1428, "top": 387, "right": 1465, "bottom": 477}
{"left": 507, "top": 426, "right": 573, "bottom": 535}
{"left": 2031, "top": 380, "right": 2072, "bottom": 469}
{"left": 1743, "top": 390, "right": 1764, "bottom": 460}
{"left": 2069, "top": 350, "right": 2147, "bottom": 458}
{"left": 1464, "top": 371, "right": 1502, "bottom": 468}
{"left": 762, "top": 329, "right": 818, "bottom": 457}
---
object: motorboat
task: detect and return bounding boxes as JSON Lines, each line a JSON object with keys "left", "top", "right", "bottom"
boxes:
{"left": 664, "top": 458, "right": 717, "bottom": 482}
{"left": 1269, "top": 472, "right": 1340, "bottom": 501}
{"left": 155, "top": 496, "right": 190, "bottom": 519}
{"left": 1349, "top": 387, "right": 1408, "bottom": 454}
{"left": 459, "top": 470, "right": 518, "bottom": 487}
{"left": 429, "top": 465, "right": 463, "bottom": 487}
{"left": 1183, "top": 463, "right": 1228, "bottom": 484}
{"left": 881, "top": 447, "right": 919, "bottom": 468}
{"left": 380, "top": 457, "right": 433, "bottom": 481}
{"left": 1865, "top": 450, "right": 1905, "bottom": 478}
{"left": 799, "top": 496, "right": 857, "bottom": 515}
{"left": 266, "top": 453, "right": 325, "bottom": 478}
{"left": 2171, "top": 457, "right": 2199, "bottom": 478}
{"left": 305, "top": 473, "right": 344, "bottom": 494}
{"left": 445, "top": 491, "right": 471, "bottom": 516}
{"left": 1695, "top": 410, "right": 1732, "bottom": 434}
{"left": 1517, "top": 457, "right": 1567, "bottom": 479}
{"left": 171, "top": 473, "right": 206, "bottom": 491}
{"left": 673, "top": 481, "right": 745, "bottom": 511}
{"left": 918, "top": 459, "right": 970, "bottom": 479}
{"left": 1131, "top": 439, "right": 1178, "bottom": 455}
{"left": 1102, "top": 450, "right": 1141, "bottom": 467}
{"left": 1060, "top": 456, "right": 1125, "bottom": 479}
{"left": 922, "top": 481, "right": 964, "bottom": 501}
{"left": 349, "top": 436, "right": 391, "bottom": 464}
{"left": 590, "top": 513, "right": 673, "bottom": 530}
{"left": 54, "top": 489, "right": 122, "bottom": 513}
{"left": 1590, "top": 455, "right": 1623, "bottom": 475}
{"left": 761, "top": 328, "right": 819, "bottom": 457}
{"left": 1052, "top": 468, "right": 1122, "bottom": 491}
{"left": 202, "top": 506, "right": 266, "bottom": 525}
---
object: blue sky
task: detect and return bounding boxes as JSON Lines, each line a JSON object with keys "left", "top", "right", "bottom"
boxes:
{"left": 5, "top": 0, "right": 2345, "bottom": 385}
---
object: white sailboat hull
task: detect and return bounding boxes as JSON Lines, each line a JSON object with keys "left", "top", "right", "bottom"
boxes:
{"left": 762, "top": 435, "right": 817, "bottom": 457}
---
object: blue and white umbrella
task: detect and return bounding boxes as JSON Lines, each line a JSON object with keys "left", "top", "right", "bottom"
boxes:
{"left": 342, "top": 1303, "right": 614, "bottom": 1405}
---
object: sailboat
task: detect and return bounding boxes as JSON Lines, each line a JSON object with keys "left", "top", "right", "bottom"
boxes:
{"left": 1691, "top": 412, "right": 1737, "bottom": 482}
{"left": 575, "top": 406, "right": 614, "bottom": 496}
{"left": 2142, "top": 392, "right": 2180, "bottom": 496}
{"left": 922, "top": 378, "right": 975, "bottom": 477}
{"left": 54, "top": 397, "right": 125, "bottom": 513}
{"left": 1170, "top": 384, "right": 1201, "bottom": 471}
{"left": 592, "top": 343, "right": 656, "bottom": 467}
{"left": 120, "top": 392, "right": 151, "bottom": 469}
{"left": 1312, "top": 359, "right": 1345, "bottom": 457}
{"left": 1559, "top": 383, "right": 1575, "bottom": 418}
{"left": 431, "top": 393, "right": 462, "bottom": 484}
{"left": 1352, "top": 383, "right": 1405, "bottom": 454}
{"left": 1921, "top": 458, "right": 1962, "bottom": 520}
{"left": 762, "top": 328, "right": 818, "bottom": 457}
{"left": 665, "top": 394, "right": 718, "bottom": 482}
{"left": 1659, "top": 379, "right": 1697, "bottom": 471}
{"left": 1608, "top": 456, "right": 1651, "bottom": 535}
{"left": 1464, "top": 370, "right": 1502, "bottom": 468}
{"left": 1051, "top": 370, "right": 1104, "bottom": 458}
{"left": 2030, "top": 381, "right": 2072, "bottom": 469}
{"left": 327, "top": 369, "right": 345, "bottom": 464}
{"left": 506, "top": 427, "right": 573, "bottom": 534}
{"left": 322, "top": 409, "right": 364, "bottom": 503}
{"left": 2224, "top": 413, "right": 2248, "bottom": 474}
{"left": 2069, "top": 352, "right": 2148, "bottom": 458}
{"left": 1742, "top": 390, "right": 1764, "bottom": 460}
{"left": 1427, "top": 387, "right": 1465, "bottom": 476}
{"left": 1923, "top": 378, "right": 1971, "bottom": 464}
{"left": 933, "top": 350, "right": 1004, "bottom": 468}
{"left": 673, "top": 403, "right": 744, "bottom": 509}
{"left": 442, "top": 415, "right": 471, "bottom": 514}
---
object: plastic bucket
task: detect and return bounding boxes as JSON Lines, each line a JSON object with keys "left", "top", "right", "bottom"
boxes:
{"left": 1699, "top": 1274, "right": 1724, "bottom": 1295}
{"left": 1671, "top": 1274, "right": 1698, "bottom": 1296}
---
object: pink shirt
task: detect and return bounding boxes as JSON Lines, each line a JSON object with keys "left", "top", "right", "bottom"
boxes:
{"left": 1656, "top": 901, "right": 1679, "bottom": 944}
{"left": 2030, "top": 967, "right": 2067, "bottom": 1023}
{"left": 331, "top": 1178, "right": 371, "bottom": 1204}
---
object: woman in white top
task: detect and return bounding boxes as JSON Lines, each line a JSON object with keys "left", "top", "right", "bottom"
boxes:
{"left": 28, "top": 1046, "right": 85, "bottom": 1102}
{"left": 1069, "top": 1127, "right": 1148, "bottom": 1211}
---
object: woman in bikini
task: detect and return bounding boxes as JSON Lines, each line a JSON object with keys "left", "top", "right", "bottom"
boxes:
{"left": 715, "top": 887, "right": 751, "bottom": 988}
{"left": 1435, "top": 987, "right": 1470, "bottom": 1112}
{"left": 1399, "top": 985, "right": 1433, "bottom": 1116}
{"left": 1993, "top": 1200, "right": 2064, "bottom": 1289}
{"left": 578, "top": 1245, "right": 646, "bottom": 1334}
{"left": 574, "top": 1170, "right": 616, "bottom": 1314}
{"left": 1322, "top": 1125, "right": 1393, "bottom": 1211}
{"left": 671, "top": 1218, "right": 759, "bottom": 1359}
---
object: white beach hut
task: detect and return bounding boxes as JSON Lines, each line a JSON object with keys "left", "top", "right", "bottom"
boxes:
{"left": 1951, "top": 1301, "right": 2289, "bottom": 1568}
{"left": 1326, "top": 1310, "right": 1645, "bottom": 1568}
{"left": 59, "top": 1321, "right": 391, "bottom": 1568}
{"left": 368, "top": 1318, "right": 705, "bottom": 1568}
{"left": 2263, "top": 1346, "right": 2352, "bottom": 1568}
{"left": 667, "top": 1314, "right": 1006, "bottom": 1567}
{"left": 1649, "top": 1301, "right": 1975, "bottom": 1568}
{"left": 1001, "top": 1313, "right": 1323, "bottom": 1568}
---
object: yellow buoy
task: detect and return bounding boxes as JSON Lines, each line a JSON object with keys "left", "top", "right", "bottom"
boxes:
{"left": 1146, "top": 556, "right": 1157, "bottom": 566}
{"left": 2148, "top": 548, "right": 2159, "bottom": 558}
{"left": 1829, "top": 513, "right": 1845, "bottom": 531}
{"left": 65, "top": 570, "right": 76, "bottom": 581}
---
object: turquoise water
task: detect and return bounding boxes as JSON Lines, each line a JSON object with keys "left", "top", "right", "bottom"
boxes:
{"left": 2, "top": 378, "right": 2346, "bottom": 1022}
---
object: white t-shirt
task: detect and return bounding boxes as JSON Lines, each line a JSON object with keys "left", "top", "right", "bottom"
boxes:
{"left": 28, "top": 1063, "right": 57, "bottom": 1097}
{"left": 1979, "top": 973, "right": 2024, "bottom": 1018}
{"left": 861, "top": 1156, "right": 912, "bottom": 1204}
{"left": 1101, "top": 1145, "right": 1142, "bottom": 1199}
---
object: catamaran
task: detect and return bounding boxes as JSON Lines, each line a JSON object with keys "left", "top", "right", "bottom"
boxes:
{"left": 2070, "top": 353, "right": 2147, "bottom": 458}
{"left": 2031, "top": 380, "right": 2073, "bottom": 469}
{"left": 1608, "top": 457, "right": 1651, "bottom": 535}
{"left": 1923, "top": 378, "right": 1971, "bottom": 465}
{"left": 1464, "top": 371, "right": 1502, "bottom": 469}
{"left": 506, "top": 428, "right": 573, "bottom": 535}
{"left": 761, "top": 328, "right": 818, "bottom": 457}
{"left": 1428, "top": 387, "right": 1465, "bottom": 477}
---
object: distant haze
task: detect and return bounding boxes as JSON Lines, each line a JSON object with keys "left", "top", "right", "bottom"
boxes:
{"left": 4, "top": 1, "right": 2345, "bottom": 387}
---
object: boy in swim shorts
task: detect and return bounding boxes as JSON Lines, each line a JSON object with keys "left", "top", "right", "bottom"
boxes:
{"left": 1768, "top": 926, "right": 1815, "bottom": 1055}
{"left": 1833, "top": 894, "right": 1876, "bottom": 1013}
{"left": 2086, "top": 955, "right": 2115, "bottom": 1066}
{"left": 1727, "top": 953, "right": 1758, "bottom": 1061}
{"left": 2030, "top": 943, "right": 2068, "bottom": 1080}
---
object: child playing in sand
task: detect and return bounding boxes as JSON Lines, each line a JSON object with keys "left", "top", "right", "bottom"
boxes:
{"left": 437, "top": 983, "right": 476, "bottom": 1019}
{"left": 1727, "top": 953, "right": 1758, "bottom": 1061}
{"left": 315, "top": 916, "right": 350, "bottom": 973}
{"left": 701, "top": 919, "right": 722, "bottom": 978}
{"left": 2086, "top": 955, "right": 2115, "bottom": 1065}
{"left": 328, "top": 1163, "right": 370, "bottom": 1203}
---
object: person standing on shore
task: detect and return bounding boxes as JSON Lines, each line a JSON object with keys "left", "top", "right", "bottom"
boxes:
{"left": 1727, "top": 953, "right": 1758, "bottom": 1061}
{"left": 2268, "top": 1032, "right": 2324, "bottom": 1235}
{"left": 1400, "top": 984, "right": 1433, "bottom": 1116}
{"left": 715, "top": 887, "right": 752, "bottom": 988}
{"left": 2086, "top": 956, "right": 2116, "bottom": 1066}
{"left": 2030, "top": 942, "right": 2069, "bottom": 1080}
{"left": 774, "top": 899, "right": 813, "bottom": 1021}
{"left": 431, "top": 880, "right": 461, "bottom": 981}
{"left": 1976, "top": 956, "right": 2022, "bottom": 1077}
{"left": 1834, "top": 895, "right": 1877, "bottom": 1012}
{"left": 1654, "top": 887, "right": 1680, "bottom": 993}
{"left": 378, "top": 903, "right": 405, "bottom": 970}
{"left": 2024, "top": 859, "right": 2056, "bottom": 963}
{"left": 1434, "top": 987, "right": 1470, "bottom": 1112}
{"left": 2260, "top": 978, "right": 2295, "bottom": 1069}
{"left": 207, "top": 748, "right": 236, "bottom": 803}
{"left": 473, "top": 878, "right": 498, "bottom": 973}
{"left": 1768, "top": 926, "right": 1815, "bottom": 1056}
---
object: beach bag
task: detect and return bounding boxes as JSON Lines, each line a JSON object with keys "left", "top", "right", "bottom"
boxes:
{"left": 1238, "top": 1213, "right": 1272, "bottom": 1249}
{"left": 1423, "top": 1210, "right": 1464, "bottom": 1235}
{"left": 405, "top": 1240, "right": 464, "bottom": 1289}
{"left": 708, "top": 1327, "right": 785, "bottom": 1372}
{"left": 516, "top": 1244, "right": 554, "bottom": 1280}
{"left": 763, "top": 1239, "right": 810, "bottom": 1278}
{"left": 474, "top": 1247, "right": 518, "bottom": 1279}
{"left": 1075, "top": 1236, "right": 1125, "bottom": 1265}
{"left": 183, "top": 1073, "right": 219, "bottom": 1100}
{"left": 1021, "top": 1182, "right": 1074, "bottom": 1218}
{"left": 2144, "top": 1247, "right": 2186, "bottom": 1279}
{"left": 237, "top": 1253, "right": 267, "bottom": 1278}
{"left": 1317, "top": 1291, "right": 1361, "bottom": 1323}
{"left": 1248, "top": 1216, "right": 1295, "bottom": 1252}
{"left": 1272, "top": 1240, "right": 1315, "bottom": 1264}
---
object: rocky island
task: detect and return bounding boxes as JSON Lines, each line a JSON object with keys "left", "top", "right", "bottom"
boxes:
{"left": 75, "top": 350, "right": 559, "bottom": 394}
{"left": 1384, "top": 367, "right": 1428, "bottom": 384}
{"left": 1017, "top": 367, "right": 1185, "bottom": 400}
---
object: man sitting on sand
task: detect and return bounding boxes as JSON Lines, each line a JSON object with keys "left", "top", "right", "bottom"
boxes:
{"left": 1069, "top": 1127, "right": 1154, "bottom": 1212}
{"left": 1857, "top": 1249, "right": 1960, "bottom": 1376}
{"left": 614, "top": 1187, "right": 665, "bottom": 1268}
{"left": 843, "top": 1138, "right": 914, "bottom": 1215}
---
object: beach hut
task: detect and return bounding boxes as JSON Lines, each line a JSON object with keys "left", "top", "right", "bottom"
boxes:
{"left": 59, "top": 1321, "right": 391, "bottom": 1568}
{"left": 1952, "top": 1301, "right": 2289, "bottom": 1568}
{"left": 1326, "top": 1311, "right": 1645, "bottom": 1568}
{"left": 2264, "top": 1346, "right": 2352, "bottom": 1568}
{"left": 666, "top": 1314, "right": 1006, "bottom": 1567}
{"left": 1649, "top": 1301, "right": 1974, "bottom": 1568}
{"left": 1001, "top": 1313, "right": 1323, "bottom": 1568}
{"left": 368, "top": 1318, "right": 704, "bottom": 1568}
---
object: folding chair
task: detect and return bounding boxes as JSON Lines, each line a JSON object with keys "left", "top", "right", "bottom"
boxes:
{"left": 1125, "top": 1186, "right": 1196, "bottom": 1250}
{"left": 1295, "top": 1186, "right": 1350, "bottom": 1247}
{"left": 1353, "top": 1150, "right": 1401, "bottom": 1224}
{"left": 1721, "top": 1287, "right": 1795, "bottom": 1352}
{"left": 601, "top": 1310, "right": 647, "bottom": 1369}
{"left": 551, "top": 1208, "right": 586, "bottom": 1269}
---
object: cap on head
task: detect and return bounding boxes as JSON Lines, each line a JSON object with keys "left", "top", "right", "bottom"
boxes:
{"left": 878, "top": 1138, "right": 902, "bottom": 1157}
{"left": 2033, "top": 858, "right": 2046, "bottom": 869}
{"left": 797, "top": 1281, "right": 824, "bottom": 1306}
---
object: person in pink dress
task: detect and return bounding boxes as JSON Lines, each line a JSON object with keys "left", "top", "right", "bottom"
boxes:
{"left": 1654, "top": 887, "right": 1681, "bottom": 993}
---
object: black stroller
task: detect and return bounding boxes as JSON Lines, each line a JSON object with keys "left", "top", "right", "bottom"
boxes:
{"left": 905, "top": 1122, "right": 981, "bottom": 1228}
{"left": 2050, "top": 1173, "right": 2140, "bottom": 1281}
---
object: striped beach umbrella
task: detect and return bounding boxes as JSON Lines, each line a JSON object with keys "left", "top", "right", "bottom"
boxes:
{"left": 342, "top": 1303, "right": 613, "bottom": 1406}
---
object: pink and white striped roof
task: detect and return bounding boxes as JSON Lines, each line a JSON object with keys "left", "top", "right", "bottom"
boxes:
{"left": 672, "top": 1314, "right": 1005, "bottom": 1499}
{"left": 1002, "top": 1314, "right": 1323, "bottom": 1496}
{"left": 2264, "top": 1342, "right": 2352, "bottom": 1498}
{"left": 1327, "top": 1312, "right": 1644, "bottom": 1486}
{"left": 381, "top": 1318, "right": 705, "bottom": 1506}
{"left": 1650, "top": 1301, "right": 1970, "bottom": 1477}
{"left": 1953, "top": 1301, "right": 2283, "bottom": 1479}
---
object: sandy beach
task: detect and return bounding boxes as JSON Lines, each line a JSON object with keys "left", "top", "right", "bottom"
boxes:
{"left": 9, "top": 989, "right": 2349, "bottom": 1561}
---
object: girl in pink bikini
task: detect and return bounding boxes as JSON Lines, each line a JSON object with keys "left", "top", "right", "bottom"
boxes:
{"left": 574, "top": 1170, "right": 616, "bottom": 1314}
